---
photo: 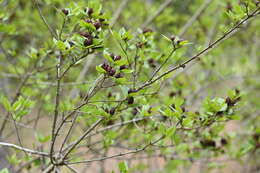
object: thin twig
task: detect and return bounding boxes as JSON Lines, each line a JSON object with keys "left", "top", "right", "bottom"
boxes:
{"left": 0, "top": 142, "right": 49, "bottom": 156}
{"left": 135, "top": 7, "right": 260, "bottom": 93}
{"left": 33, "top": 0, "right": 57, "bottom": 39}
{"left": 178, "top": 0, "right": 214, "bottom": 37}
{"left": 62, "top": 118, "right": 104, "bottom": 160}
{"left": 65, "top": 135, "right": 165, "bottom": 164}
{"left": 110, "top": 0, "right": 130, "bottom": 27}
{"left": 141, "top": 0, "right": 173, "bottom": 28}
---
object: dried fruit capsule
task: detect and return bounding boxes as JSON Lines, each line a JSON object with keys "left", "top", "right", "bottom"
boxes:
{"left": 107, "top": 92, "right": 112, "bottom": 98}
{"left": 200, "top": 140, "right": 216, "bottom": 148}
{"left": 101, "top": 63, "right": 110, "bottom": 71}
{"left": 94, "top": 21, "right": 102, "bottom": 29}
{"left": 114, "top": 55, "right": 121, "bottom": 61}
{"left": 120, "top": 65, "right": 127, "bottom": 70}
{"left": 132, "top": 108, "right": 138, "bottom": 115}
{"left": 99, "top": 18, "right": 105, "bottom": 22}
{"left": 87, "top": 8, "right": 94, "bottom": 16}
{"left": 109, "top": 107, "right": 116, "bottom": 115}
{"left": 170, "top": 35, "right": 176, "bottom": 42}
{"left": 108, "top": 68, "right": 116, "bottom": 76}
{"left": 85, "top": 19, "right": 92, "bottom": 23}
{"left": 143, "top": 28, "right": 153, "bottom": 34}
{"left": 127, "top": 96, "right": 134, "bottom": 104}
{"left": 115, "top": 73, "right": 123, "bottom": 78}
{"left": 84, "top": 37, "right": 93, "bottom": 46}
{"left": 62, "top": 8, "right": 69, "bottom": 16}
{"left": 80, "top": 32, "right": 91, "bottom": 38}
{"left": 221, "top": 138, "right": 228, "bottom": 145}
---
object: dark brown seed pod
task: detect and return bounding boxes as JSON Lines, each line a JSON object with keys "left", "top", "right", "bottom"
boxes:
{"left": 99, "top": 18, "right": 105, "bottom": 22}
{"left": 85, "top": 19, "right": 92, "bottom": 23}
{"left": 87, "top": 8, "right": 94, "bottom": 16}
{"left": 132, "top": 108, "right": 138, "bottom": 115}
{"left": 170, "top": 35, "right": 176, "bottom": 42}
{"left": 109, "top": 107, "right": 116, "bottom": 115}
{"left": 221, "top": 138, "right": 228, "bottom": 145}
{"left": 169, "top": 92, "right": 176, "bottom": 97}
{"left": 101, "top": 63, "right": 110, "bottom": 71}
{"left": 200, "top": 140, "right": 216, "bottom": 148}
{"left": 107, "top": 92, "right": 112, "bottom": 98}
{"left": 143, "top": 28, "right": 153, "bottom": 34}
{"left": 84, "top": 37, "right": 93, "bottom": 46}
{"left": 62, "top": 8, "right": 69, "bottom": 16}
{"left": 127, "top": 96, "right": 134, "bottom": 104}
{"left": 94, "top": 21, "right": 102, "bottom": 29}
{"left": 115, "top": 73, "right": 123, "bottom": 78}
{"left": 108, "top": 68, "right": 116, "bottom": 76}
{"left": 120, "top": 65, "right": 127, "bottom": 70}
{"left": 80, "top": 32, "right": 91, "bottom": 38}
{"left": 114, "top": 55, "right": 121, "bottom": 61}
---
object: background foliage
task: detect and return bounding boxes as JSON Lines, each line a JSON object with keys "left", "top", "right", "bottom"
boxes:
{"left": 0, "top": 0, "right": 259, "bottom": 172}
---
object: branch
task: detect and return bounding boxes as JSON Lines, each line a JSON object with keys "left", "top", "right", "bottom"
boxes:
{"left": 65, "top": 135, "right": 165, "bottom": 164}
{"left": 135, "top": 7, "right": 260, "bottom": 93}
{"left": 110, "top": 0, "right": 130, "bottom": 27}
{"left": 141, "top": 0, "right": 173, "bottom": 28}
{"left": 33, "top": 0, "right": 57, "bottom": 39}
{"left": 0, "top": 142, "right": 49, "bottom": 157}
{"left": 61, "top": 118, "right": 104, "bottom": 160}
{"left": 178, "top": 0, "right": 214, "bottom": 37}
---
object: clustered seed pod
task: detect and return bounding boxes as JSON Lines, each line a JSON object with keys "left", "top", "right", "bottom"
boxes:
{"left": 109, "top": 107, "right": 116, "bottom": 115}
{"left": 132, "top": 108, "right": 138, "bottom": 115}
{"left": 170, "top": 35, "right": 176, "bottom": 42}
{"left": 94, "top": 21, "right": 102, "bottom": 29}
{"left": 120, "top": 65, "right": 127, "bottom": 70}
{"left": 200, "top": 140, "right": 216, "bottom": 148}
{"left": 62, "top": 8, "right": 69, "bottom": 15}
{"left": 114, "top": 55, "right": 121, "bottom": 61}
{"left": 107, "top": 92, "right": 112, "bottom": 98}
{"left": 87, "top": 8, "right": 94, "bottom": 16}
{"left": 169, "top": 92, "right": 176, "bottom": 97}
{"left": 85, "top": 19, "right": 92, "bottom": 23}
{"left": 148, "top": 58, "right": 156, "bottom": 68}
{"left": 84, "top": 37, "right": 93, "bottom": 46}
{"left": 115, "top": 73, "right": 123, "bottom": 78}
{"left": 142, "top": 28, "right": 153, "bottom": 34}
{"left": 101, "top": 63, "right": 116, "bottom": 76}
{"left": 225, "top": 96, "right": 240, "bottom": 107}
{"left": 221, "top": 138, "right": 228, "bottom": 145}
{"left": 80, "top": 32, "right": 91, "bottom": 38}
{"left": 127, "top": 96, "right": 134, "bottom": 104}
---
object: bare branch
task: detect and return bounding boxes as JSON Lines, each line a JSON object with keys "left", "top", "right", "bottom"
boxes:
{"left": 65, "top": 135, "right": 165, "bottom": 164}
{"left": 0, "top": 142, "right": 49, "bottom": 157}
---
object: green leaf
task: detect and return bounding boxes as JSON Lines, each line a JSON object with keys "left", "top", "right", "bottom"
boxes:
{"left": 121, "top": 69, "right": 134, "bottom": 74}
{"left": 118, "top": 161, "right": 129, "bottom": 173}
{"left": 79, "top": 20, "right": 96, "bottom": 32}
{"left": 0, "top": 95, "right": 12, "bottom": 112}
{"left": 35, "top": 132, "right": 51, "bottom": 143}
{"left": 172, "top": 96, "right": 184, "bottom": 107}
{"left": 0, "top": 168, "right": 9, "bottom": 173}
{"left": 103, "top": 50, "right": 114, "bottom": 62}
{"left": 96, "top": 65, "right": 106, "bottom": 73}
